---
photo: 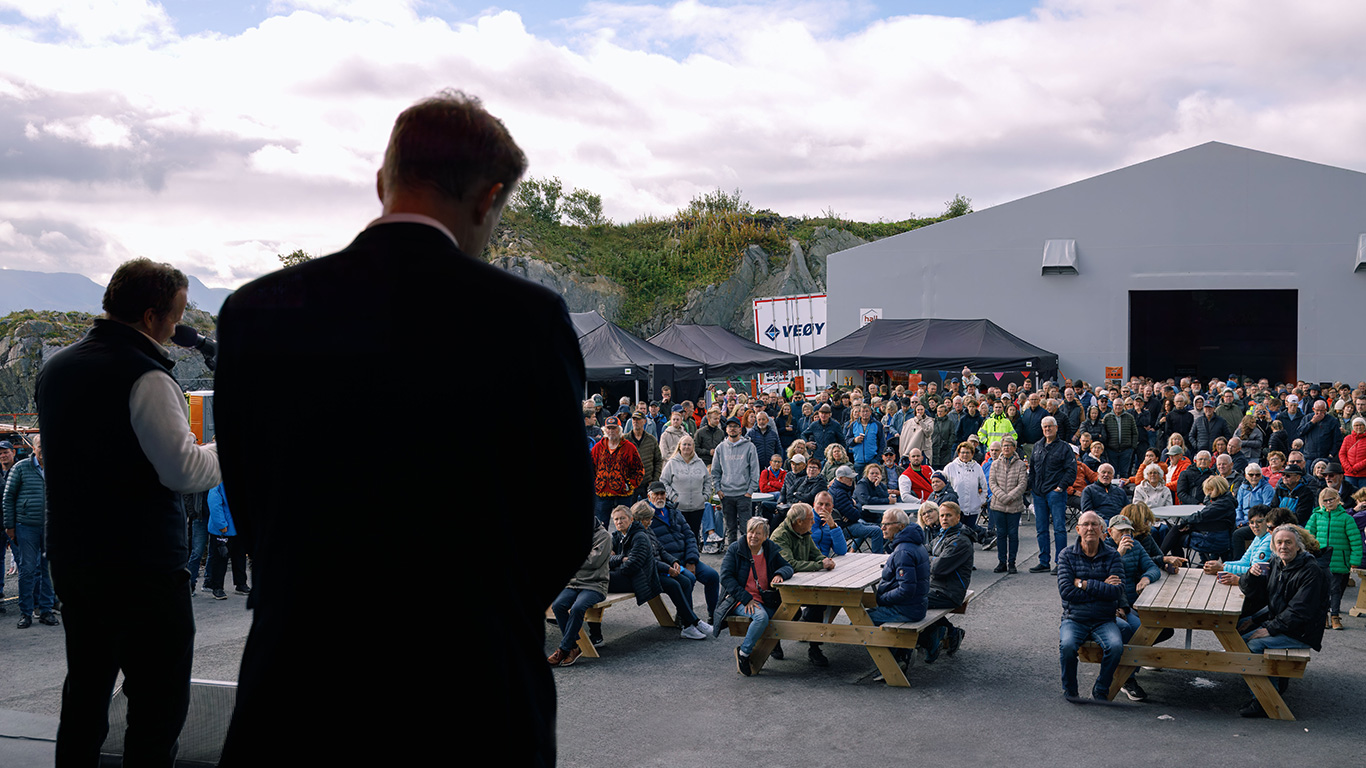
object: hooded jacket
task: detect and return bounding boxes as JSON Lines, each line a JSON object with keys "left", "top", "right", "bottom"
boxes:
{"left": 660, "top": 452, "right": 713, "bottom": 511}
{"left": 566, "top": 524, "right": 613, "bottom": 596}
{"left": 771, "top": 516, "right": 843, "bottom": 572}
{"left": 711, "top": 436, "right": 761, "bottom": 496}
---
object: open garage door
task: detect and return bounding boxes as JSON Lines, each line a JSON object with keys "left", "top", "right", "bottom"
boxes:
{"left": 1129, "top": 290, "right": 1296, "bottom": 383}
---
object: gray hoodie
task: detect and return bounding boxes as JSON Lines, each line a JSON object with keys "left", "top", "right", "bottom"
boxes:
{"left": 660, "top": 453, "right": 714, "bottom": 511}
{"left": 711, "top": 436, "right": 761, "bottom": 496}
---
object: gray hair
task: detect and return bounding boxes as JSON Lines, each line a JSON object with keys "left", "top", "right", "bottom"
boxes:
{"left": 1271, "top": 524, "right": 1305, "bottom": 553}
{"left": 787, "top": 503, "right": 814, "bottom": 524}
{"left": 1041, "top": 416, "right": 1058, "bottom": 427}
{"left": 883, "top": 508, "right": 910, "bottom": 527}
{"left": 1195, "top": 450, "right": 1212, "bottom": 462}
{"left": 746, "top": 517, "right": 770, "bottom": 535}
{"left": 630, "top": 500, "right": 655, "bottom": 523}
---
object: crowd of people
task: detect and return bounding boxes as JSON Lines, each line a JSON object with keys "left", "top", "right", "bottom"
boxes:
{"left": 562, "top": 369, "right": 1364, "bottom": 703}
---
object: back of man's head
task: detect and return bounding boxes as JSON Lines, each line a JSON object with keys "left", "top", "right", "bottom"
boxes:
{"left": 381, "top": 89, "right": 527, "bottom": 205}
{"left": 103, "top": 257, "right": 188, "bottom": 324}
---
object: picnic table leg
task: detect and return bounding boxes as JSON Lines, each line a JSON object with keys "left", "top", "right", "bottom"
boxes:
{"left": 1106, "top": 625, "right": 1159, "bottom": 700}
{"left": 647, "top": 596, "right": 679, "bottom": 628}
{"left": 748, "top": 601, "right": 801, "bottom": 673}
{"left": 574, "top": 605, "right": 607, "bottom": 658}
{"left": 1214, "top": 629, "right": 1295, "bottom": 721}
{"left": 845, "top": 605, "right": 910, "bottom": 687}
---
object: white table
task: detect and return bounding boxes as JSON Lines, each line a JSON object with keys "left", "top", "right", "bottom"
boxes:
{"left": 751, "top": 492, "right": 776, "bottom": 503}
{"left": 1151, "top": 503, "right": 1202, "bottom": 520}
{"left": 861, "top": 501, "right": 922, "bottom": 513}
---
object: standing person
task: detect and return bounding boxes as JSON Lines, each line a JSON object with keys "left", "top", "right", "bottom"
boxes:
{"left": 204, "top": 482, "right": 248, "bottom": 600}
{"left": 0, "top": 439, "right": 14, "bottom": 609}
{"left": 658, "top": 408, "right": 688, "bottom": 460}
{"left": 183, "top": 488, "right": 210, "bottom": 596}
{"left": 712, "top": 417, "right": 761, "bottom": 545}
{"left": 988, "top": 437, "right": 1029, "bottom": 574}
{"left": 1305, "top": 488, "right": 1362, "bottom": 631}
{"left": 942, "top": 442, "right": 988, "bottom": 537}
{"left": 747, "top": 410, "right": 782, "bottom": 476}
{"left": 931, "top": 404, "right": 954, "bottom": 469}
{"left": 591, "top": 417, "right": 644, "bottom": 525}
{"left": 1029, "top": 416, "right": 1077, "bottom": 575}
{"left": 845, "top": 403, "right": 883, "bottom": 473}
{"left": 694, "top": 407, "right": 726, "bottom": 466}
{"left": 213, "top": 92, "right": 592, "bottom": 767}
{"left": 1103, "top": 398, "right": 1140, "bottom": 479}
{"left": 36, "top": 257, "right": 221, "bottom": 766}
{"left": 3, "top": 436, "right": 57, "bottom": 628}
{"left": 659, "top": 435, "right": 714, "bottom": 545}
{"left": 625, "top": 411, "right": 663, "bottom": 499}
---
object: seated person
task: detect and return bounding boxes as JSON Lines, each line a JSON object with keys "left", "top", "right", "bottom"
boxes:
{"left": 1105, "top": 514, "right": 1161, "bottom": 701}
{"left": 920, "top": 501, "right": 973, "bottom": 662}
{"left": 643, "top": 482, "right": 721, "bottom": 620}
{"left": 717, "top": 517, "right": 794, "bottom": 676}
{"left": 854, "top": 463, "right": 894, "bottom": 522}
{"left": 927, "top": 471, "right": 959, "bottom": 508}
{"left": 1234, "top": 524, "right": 1329, "bottom": 717}
{"left": 1058, "top": 511, "right": 1125, "bottom": 701}
{"left": 829, "top": 465, "right": 884, "bottom": 553}
{"left": 898, "top": 447, "right": 934, "bottom": 501}
{"left": 1080, "top": 463, "right": 1129, "bottom": 523}
{"left": 548, "top": 518, "right": 613, "bottom": 666}
{"left": 771, "top": 499, "right": 847, "bottom": 667}
{"left": 1206, "top": 505, "right": 1275, "bottom": 581}
{"left": 867, "top": 508, "right": 929, "bottom": 669}
{"left": 757, "top": 453, "right": 786, "bottom": 523}
{"left": 630, "top": 502, "right": 712, "bottom": 640}
{"left": 781, "top": 455, "right": 825, "bottom": 510}
{"left": 1162, "top": 475, "right": 1236, "bottom": 561}
{"left": 1132, "top": 463, "right": 1173, "bottom": 510}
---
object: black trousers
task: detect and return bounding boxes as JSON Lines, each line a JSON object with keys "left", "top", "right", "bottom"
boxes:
{"left": 206, "top": 535, "right": 248, "bottom": 591}
{"left": 51, "top": 566, "right": 195, "bottom": 768}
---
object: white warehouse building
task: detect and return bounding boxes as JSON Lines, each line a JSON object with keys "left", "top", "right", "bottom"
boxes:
{"left": 826, "top": 142, "right": 1366, "bottom": 386}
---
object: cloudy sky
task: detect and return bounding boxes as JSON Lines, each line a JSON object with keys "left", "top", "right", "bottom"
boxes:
{"left": 2, "top": 0, "right": 1364, "bottom": 289}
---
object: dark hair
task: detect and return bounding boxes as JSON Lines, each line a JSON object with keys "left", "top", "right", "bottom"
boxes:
{"left": 381, "top": 89, "right": 527, "bottom": 204}
{"left": 1248, "top": 504, "right": 1271, "bottom": 522}
{"left": 102, "top": 258, "right": 188, "bottom": 323}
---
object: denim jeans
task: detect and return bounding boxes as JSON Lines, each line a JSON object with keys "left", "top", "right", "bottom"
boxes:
{"left": 677, "top": 561, "right": 722, "bottom": 617}
{"left": 186, "top": 516, "right": 208, "bottom": 586}
{"left": 659, "top": 572, "right": 700, "bottom": 627}
{"left": 1033, "top": 490, "right": 1069, "bottom": 567}
{"left": 1060, "top": 617, "right": 1123, "bottom": 697}
{"left": 551, "top": 587, "right": 604, "bottom": 653}
{"left": 867, "top": 604, "right": 921, "bottom": 624}
{"left": 846, "top": 520, "right": 885, "bottom": 553}
{"left": 1117, "top": 610, "right": 1141, "bottom": 643}
{"left": 1112, "top": 448, "right": 1134, "bottom": 480}
{"left": 15, "top": 523, "right": 56, "bottom": 615}
{"left": 989, "top": 509, "right": 1021, "bottom": 565}
{"left": 737, "top": 602, "right": 771, "bottom": 655}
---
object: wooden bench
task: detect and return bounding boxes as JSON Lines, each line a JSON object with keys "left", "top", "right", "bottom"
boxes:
{"left": 1350, "top": 567, "right": 1366, "bottom": 618}
{"left": 1079, "top": 642, "right": 1311, "bottom": 680}
{"left": 546, "top": 592, "right": 677, "bottom": 659}
{"left": 725, "top": 589, "right": 975, "bottom": 683}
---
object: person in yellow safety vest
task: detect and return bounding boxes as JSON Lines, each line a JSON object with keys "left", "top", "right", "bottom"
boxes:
{"left": 979, "top": 400, "right": 1018, "bottom": 448}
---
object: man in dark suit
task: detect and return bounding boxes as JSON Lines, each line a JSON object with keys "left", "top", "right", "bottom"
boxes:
{"left": 214, "top": 91, "right": 593, "bottom": 767}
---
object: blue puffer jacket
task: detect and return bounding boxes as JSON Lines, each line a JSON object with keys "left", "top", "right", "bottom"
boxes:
{"left": 874, "top": 524, "right": 929, "bottom": 620}
{"left": 207, "top": 483, "right": 236, "bottom": 537}
{"left": 647, "top": 502, "right": 699, "bottom": 566}
{"left": 1236, "top": 478, "right": 1276, "bottom": 526}
{"left": 2, "top": 457, "right": 46, "bottom": 529}
{"left": 746, "top": 425, "right": 783, "bottom": 467}
{"left": 828, "top": 479, "right": 861, "bottom": 526}
{"left": 1057, "top": 541, "right": 1124, "bottom": 624}
{"left": 1105, "top": 539, "right": 1161, "bottom": 606}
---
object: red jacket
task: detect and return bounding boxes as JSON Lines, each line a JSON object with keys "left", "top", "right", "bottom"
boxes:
{"left": 760, "top": 467, "right": 786, "bottom": 494}
{"left": 591, "top": 439, "right": 643, "bottom": 496}
{"left": 1340, "top": 432, "right": 1366, "bottom": 477}
{"left": 900, "top": 464, "right": 933, "bottom": 499}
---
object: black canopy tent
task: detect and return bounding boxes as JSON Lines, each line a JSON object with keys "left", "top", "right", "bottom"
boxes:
{"left": 801, "top": 318, "right": 1059, "bottom": 384}
{"left": 647, "top": 324, "right": 798, "bottom": 377}
{"left": 570, "top": 311, "right": 609, "bottom": 338}
{"left": 575, "top": 317, "right": 707, "bottom": 404}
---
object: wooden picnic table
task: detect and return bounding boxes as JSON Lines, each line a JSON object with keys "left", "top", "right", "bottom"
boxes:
{"left": 1079, "top": 567, "right": 1308, "bottom": 719}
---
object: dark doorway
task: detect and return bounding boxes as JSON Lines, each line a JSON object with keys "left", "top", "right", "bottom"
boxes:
{"left": 1129, "top": 290, "right": 1296, "bottom": 383}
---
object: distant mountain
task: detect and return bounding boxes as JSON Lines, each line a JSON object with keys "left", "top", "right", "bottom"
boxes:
{"left": 0, "top": 268, "right": 232, "bottom": 317}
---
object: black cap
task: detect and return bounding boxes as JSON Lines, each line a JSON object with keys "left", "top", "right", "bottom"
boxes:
{"left": 648, "top": 481, "right": 667, "bottom": 494}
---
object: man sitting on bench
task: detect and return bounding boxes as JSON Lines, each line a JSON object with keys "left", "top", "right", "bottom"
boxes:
{"left": 921, "top": 501, "right": 973, "bottom": 662}
{"left": 867, "top": 508, "right": 930, "bottom": 668}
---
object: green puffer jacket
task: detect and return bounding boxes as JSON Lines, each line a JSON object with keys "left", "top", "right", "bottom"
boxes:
{"left": 2, "top": 457, "right": 45, "bottom": 529}
{"left": 1305, "top": 506, "right": 1363, "bottom": 575}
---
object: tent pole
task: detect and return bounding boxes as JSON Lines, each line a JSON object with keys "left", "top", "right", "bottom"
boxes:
{"left": 635, "top": 379, "right": 640, "bottom": 405}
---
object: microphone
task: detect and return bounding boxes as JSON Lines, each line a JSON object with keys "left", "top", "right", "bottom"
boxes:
{"left": 172, "top": 324, "right": 218, "bottom": 371}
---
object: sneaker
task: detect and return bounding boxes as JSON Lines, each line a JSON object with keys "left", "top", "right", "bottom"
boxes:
{"left": 235, "top": 586, "right": 251, "bottom": 595}
{"left": 1325, "top": 615, "right": 1332, "bottom": 629}
{"left": 1239, "top": 697, "right": 1268, "bottom": 718}
{"left": 922, "top": 643, "right": 940, "bottom": 664}
{"left": 201, "top": 585, "right": 214, "bottom": 593}
{"left": 1064, "top": 689, "right": 1080, "bottom": 701}
{"left": 1007, "top": 563, "right": 1018, "bottom": 574}
{"left": 38, "top": 612, "right": 59, "bottom": 626}
{"left": 695, "top": 619, "right": 714, "bottom": 636}
{"left": 736, "top": 648, "right": 753, "bottom": 677}
{"left": 547, "top": 648, "right": 567, "bottom": 666}
{"left": 945, "top": 627, "right": 965, "bottom": 657}
{"left": 1331, "top": 615, "right": 1344, "bottom": 630}
{"left": 1122, "top": 677, "right": 1148, "bottom": 701}
{"left": 894, "top": 647, "right": 916, "bottom": 671}
{"left": 681, "top": 625, "right": 706, "bottom": 640}
{"left": 588, "top": 626, "right": 605, "bottom": 647}
{"left": 993, "top": 563, "right": 1008, "bottom": 573}
{"left": 17, "top": 614, "right": 32, "bottom": 629}
{"left": 983, "top": 536, "right": 997, "bottom": 551}
{"left": 770, "top": 641, "right": 784, "bottom": 660}
{"left": 212, "top": 589, "right": 228, "bottom": 600}
{"left": 1050, "top": 567, "right": 1058, "bottom": 575}
{"left": 1029, "top": 563, "right": 1051, "bottom": 573}
{"left": 808, "top": 644, "right": 829, "bottom": 668}
{"left": 560, "top": 647, "right": 583, "bottom": 667}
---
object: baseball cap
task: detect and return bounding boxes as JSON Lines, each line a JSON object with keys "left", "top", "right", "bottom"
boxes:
{"left": 603, "top": 416, "right": 620, "bottom": 427}
{"left": 725, "top": 416, "right": 742, "bottom": 427}
{"left": 630, "top": 412, "right": 645, "bottom": 420}
{"left": 1109, "top": 515, "right": 1134, "bottom": 531}
{"left": 0, "top": 440, "right": 12, "bottom": 450}
{"left": 835, "top": 466, "right": 857, "bottom": 480}
{"left": 791, "top": 454, "right": 807, "bottom": 465}
{"left": 1285, "top": 394, "right": 1300, "bottom": 404}
{"left": 1281, "top": 463, "right": 1303, "bottom": 475}
{"left": 648, "top": 481, "right": 667, "bottom": 494}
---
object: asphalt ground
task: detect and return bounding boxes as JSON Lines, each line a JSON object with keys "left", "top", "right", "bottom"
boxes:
{"left": 1, "top": 531, "right": 1362, "bottom": 767}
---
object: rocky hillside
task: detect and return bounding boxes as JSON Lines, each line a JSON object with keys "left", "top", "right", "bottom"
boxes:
{"left": 0, "top": 309, "right": 217, "bottom": 416}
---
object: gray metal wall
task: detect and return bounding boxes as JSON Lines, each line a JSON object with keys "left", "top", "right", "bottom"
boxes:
{"left": 827, "top": 142, "right": 1366, "bottom": 384}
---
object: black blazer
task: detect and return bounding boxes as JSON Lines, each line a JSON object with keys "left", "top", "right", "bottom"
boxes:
{"left": 214, "top": 222, "right": 593, "bottom": 766}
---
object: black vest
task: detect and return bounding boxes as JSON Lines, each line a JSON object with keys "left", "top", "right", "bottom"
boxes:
{"left": 36, "top": 319, "right": 187, "bottom": 575}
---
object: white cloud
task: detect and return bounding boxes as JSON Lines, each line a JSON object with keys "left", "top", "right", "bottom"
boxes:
{"left": 3, "top": 0, "right": 1366, "bottom": 288}
{"left": 0, "top": 0, "right": 173, "bottom": 43}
